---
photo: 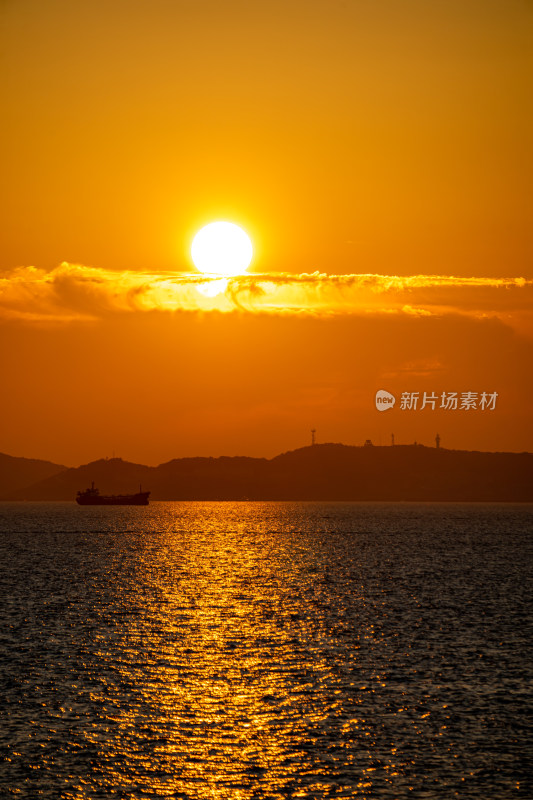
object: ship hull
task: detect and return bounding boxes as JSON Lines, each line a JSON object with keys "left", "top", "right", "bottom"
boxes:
{"left": 76, "top": 492, "right": 150, "bottom": 506}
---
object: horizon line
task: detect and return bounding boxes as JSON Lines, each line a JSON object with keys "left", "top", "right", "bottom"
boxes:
{"left": 3, "top": 440, "right": 533, "bottom": 471}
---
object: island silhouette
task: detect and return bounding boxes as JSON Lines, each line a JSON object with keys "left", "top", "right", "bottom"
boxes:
{"left": 1, "top": 444, "right": 532, "bottom": 502}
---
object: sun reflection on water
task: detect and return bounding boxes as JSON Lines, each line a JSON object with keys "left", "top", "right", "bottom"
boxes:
{"left": 81, "top": 503, "right": 407, "bottom": 797}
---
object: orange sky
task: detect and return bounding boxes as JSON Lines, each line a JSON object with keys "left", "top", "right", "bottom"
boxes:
{"left": 1, "top": 0, "right": 532, "bottom": 465}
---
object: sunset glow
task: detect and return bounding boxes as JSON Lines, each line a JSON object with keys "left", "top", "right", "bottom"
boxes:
{"left": 0, "top": 0, "right": 532, "bottom": 465}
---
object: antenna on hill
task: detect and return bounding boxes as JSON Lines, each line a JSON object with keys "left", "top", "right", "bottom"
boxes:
{"left": 391, "top": 433, "right": 395, "bottom": 446}
{"left": 311, "top": 429, "right": 316, "bottom": 446}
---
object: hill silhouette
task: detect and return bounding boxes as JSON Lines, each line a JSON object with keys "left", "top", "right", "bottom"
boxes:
{"left": 0, "top": 452, "right": 66, "bottom": 497}
{"left": 3, "top": 444, "right": 532, "bottom": 502}
{"left": 2, "top": 457, "right": 155, "bottom": 501}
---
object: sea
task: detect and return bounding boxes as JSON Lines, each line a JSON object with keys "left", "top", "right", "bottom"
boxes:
{"left": 0, "top": 501, "right": 532, "bottom": 799}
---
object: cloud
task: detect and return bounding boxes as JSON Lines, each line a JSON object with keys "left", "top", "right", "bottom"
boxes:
{"left": 0, "top": 262, "right": 532, "bottom": 330}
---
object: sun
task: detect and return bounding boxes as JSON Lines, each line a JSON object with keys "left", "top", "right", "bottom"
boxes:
{"left": 191, "top": 221, "right": 253, "bottom": 277}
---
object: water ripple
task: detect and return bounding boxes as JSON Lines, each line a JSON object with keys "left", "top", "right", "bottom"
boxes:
{"left": 0, "top": 501, "right": 532, "bottom": 798}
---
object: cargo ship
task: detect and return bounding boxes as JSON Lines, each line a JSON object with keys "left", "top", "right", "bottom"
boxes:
{"left": 76, "top": 482, "right": 150, "bottom": 505}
